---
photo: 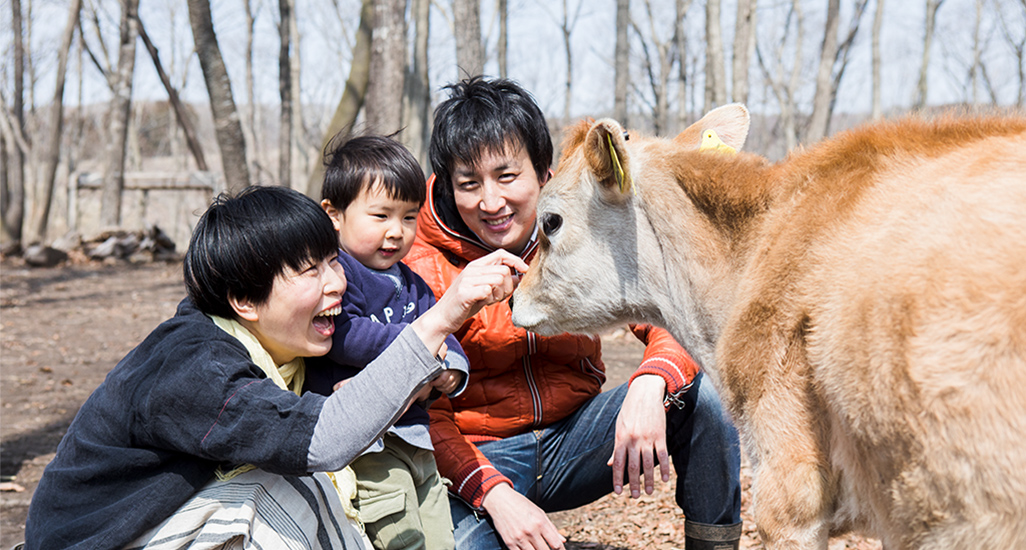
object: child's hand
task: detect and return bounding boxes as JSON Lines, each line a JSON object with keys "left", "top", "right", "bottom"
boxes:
{"left": 332, "top": 379, "right": 351, "bottom": 392}
{"left": 432, "top": 370, "right": 463, "bottom": 395}
{"left": 412, "top": 384, "right": 434, "bottom": 403}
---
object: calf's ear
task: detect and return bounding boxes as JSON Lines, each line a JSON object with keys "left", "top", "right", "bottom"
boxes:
{"left": 584, "top": 119, "right": 633, "bottom": 200}
{"left": 675, "top": 103, "right": 750, "bottom": 152}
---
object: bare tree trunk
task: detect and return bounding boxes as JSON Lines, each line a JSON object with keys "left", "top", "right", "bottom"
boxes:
{"left": 188, "top": 0, "right": 251, "bottom": 193}
{"left": 290, "top": 2, "right": 308, "bottom": 180}
{"left": 4, "top": 0, "right": 26, "bottom": 246}
{"left": 915, "top": 0, "right": 945, "bottom": 109}
{"left": 871, "top": 0, "right": 885, "bottom": 119}
{"left": 243, "top": 0, "right": 259, "bottom": 174}
{"left": 785, "top": 2, "right": 804, "bottom": 150}
{"left": 164, "top": 3, "right": 181, "bottom": 168}
{"left": 73, "top": 29, "right": 86, "bottom": 173}
{"left": 704, "top": 0, "right": 727, "bottom": 110}
{"left": 806, "top": 0, "right": 840, "bottom": 144}
{"left": 306, "top": 0, "right": 373, "bottom": 197}
{"left": 138, "top": 19, "right": 208, "bottom": 171}
{"left": 365, "top": 0, "right": 408, "bottom": 134}
{"left": 561, "top": 0, "right": 575, "bottom": 121}
{"left": 614, "top": 0, "right": 630, "bottom": 124}
{"left": 35, "top": 0, "right": 82, "bottom": 243}
{"left": 1, "top": 135, "right": 7, "bottom": 244}
{"left": 732, "top": 0, "right": 757, "bottom": 104}
{"left": 99, "top": 0, "right": 139, "bottom": 227}
{"left": 676, "top": 0, "right": 692, "bottom": 131}
{"left": 127, "top": 100, "right": 142, "bottom": 171}
{"left": 453, "top": 0, "right": 485, "bottom": 77}
{"left": 403, "top": 0, "right": 432, "bottom": 168}
{"left": 25, "top": 0, "right": 36, "bottom": 116}
{"left": 279, "top": 0, "right": 293, "bottom": 188}
{"left": 498, "top": 0, "right": 509, "bottom": 78}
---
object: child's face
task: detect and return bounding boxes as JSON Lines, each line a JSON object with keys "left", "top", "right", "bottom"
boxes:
{"left": 233, "top": 254, "right": 346, "bottom": 366}
{"left": 451, "top": 142, "right": 546, "bottom": 255}
{"left": 325, "top": 181, "right": 420, "bottom": 271}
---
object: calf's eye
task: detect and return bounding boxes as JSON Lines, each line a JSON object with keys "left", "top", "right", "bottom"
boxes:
{"left": 541, "top": 213, "right": 563, "bottom": 236}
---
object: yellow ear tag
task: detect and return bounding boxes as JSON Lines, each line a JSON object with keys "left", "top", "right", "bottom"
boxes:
{"left": 607, "top": 134, "right": 635, "bottom": 195}
{"left": 700, "top": 129, "right": 737, "bottom": 155}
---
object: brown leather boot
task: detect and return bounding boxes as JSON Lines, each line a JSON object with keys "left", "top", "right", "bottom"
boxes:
{"left": 684, "top": 519, "right": 742, "bottom": 550}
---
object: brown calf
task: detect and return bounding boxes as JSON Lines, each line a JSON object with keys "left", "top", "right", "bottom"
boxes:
{"left": 511, "top": 105, "right": 1026, "bottom": 549}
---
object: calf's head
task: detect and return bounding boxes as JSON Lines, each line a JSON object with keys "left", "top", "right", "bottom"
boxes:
{"left": 511, "top": 105, "right": 750, "bottom": 362}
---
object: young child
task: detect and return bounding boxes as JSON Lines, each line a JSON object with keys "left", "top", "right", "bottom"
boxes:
{"left": 304, "top": 134, "right": 466, "bottom": 550}
{"left": 24, "top": 185, "right": 526, "bottom": 550}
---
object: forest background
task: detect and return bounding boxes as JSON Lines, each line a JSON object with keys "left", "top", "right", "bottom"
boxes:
{"left": 1, "top": 0, "right": 1025, "bottom": 253}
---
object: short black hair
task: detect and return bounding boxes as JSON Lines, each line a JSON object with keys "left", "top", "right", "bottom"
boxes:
{"left": 429, "top": 76, "right": 553, "bottom": 208}
{"left": 184, "top": 185, "right": 339, "bottom": 319}
{"left": 321, "top": 134, "right": 426, "bottom": 211}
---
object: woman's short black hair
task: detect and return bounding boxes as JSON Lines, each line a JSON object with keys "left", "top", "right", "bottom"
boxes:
{"left": 321, "top": 134, "right": 426, "bottom": 211}
{"left": 184, "top": 185, "right": 339, "bottom": 318}
{"left": 428, "top": 76, "right": 553, "bottom": 208}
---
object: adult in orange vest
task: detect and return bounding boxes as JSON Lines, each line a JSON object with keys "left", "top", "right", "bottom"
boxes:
{"left": 404, "top": 76, "right": 742, "bottom": 550}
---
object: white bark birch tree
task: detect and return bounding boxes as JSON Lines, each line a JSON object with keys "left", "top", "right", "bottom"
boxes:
{"left": 704, "top": 0, "right": 727, "bottom": 110}
{"left": 676, "top": 0, "right": 693, "bottom": 130}
{"left": 99, "top": 0, "right": 139, "bottom": 227}
{"left": 498, "top": 0, "right": 509, "bottom": 78}
{"left": 806, "top": 0, "right": 840, "bottom": 144}
{"left": 732, "top": 0, "right": 757, "bottom": 104}
{"left": 872, "top": 0, "right": 885, "bottom": 119}
{"left": 614, "top": 0, "right": 630, "bottom": 124}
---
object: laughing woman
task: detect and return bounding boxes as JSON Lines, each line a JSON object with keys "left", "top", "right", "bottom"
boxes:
{"left": 24, "top": 186, "right": 526, "bottom": 550}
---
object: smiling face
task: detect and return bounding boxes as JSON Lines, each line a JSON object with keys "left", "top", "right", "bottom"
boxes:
{"left": 232, "top": 254, "right": 347, "bottom": 366}
{"left": 325, "top": 180, "right": 421, "bottom": 271}
{"left": 451, "top": 142, "right": 547, "bottom": 254}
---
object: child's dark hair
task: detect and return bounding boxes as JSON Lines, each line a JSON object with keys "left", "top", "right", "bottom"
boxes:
{"left": 321, "top": 134, "right": 426, "bottom": 211}
{"left": 429, "top": 76, "right": 553, "bottom": 206}
{"left": 184, "top": 186, "right": 339, "bottom": 319}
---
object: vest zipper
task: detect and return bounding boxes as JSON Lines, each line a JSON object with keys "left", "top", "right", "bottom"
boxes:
{"left": 523, "top": 332, "right": 543, "bottom": 427}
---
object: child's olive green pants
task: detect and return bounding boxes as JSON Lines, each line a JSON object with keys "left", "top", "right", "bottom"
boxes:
{"left": 352, "top": 435, "right": 455, "bottom": 550}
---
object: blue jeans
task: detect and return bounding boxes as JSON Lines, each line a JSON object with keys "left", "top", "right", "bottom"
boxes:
{"left": 449, "top": 372, "right": 741, "bottom": 549}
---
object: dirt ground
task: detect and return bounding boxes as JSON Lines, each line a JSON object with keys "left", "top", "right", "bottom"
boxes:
{"left": 0, "top": 258, "right": 880, "bottom": 549}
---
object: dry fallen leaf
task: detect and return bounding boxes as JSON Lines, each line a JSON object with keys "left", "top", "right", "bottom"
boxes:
{"left": 0, "top": 482, "right": 26, "bottom": 493}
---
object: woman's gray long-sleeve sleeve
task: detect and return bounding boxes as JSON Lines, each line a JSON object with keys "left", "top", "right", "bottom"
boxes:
{"left": 307, "top": 325, "right": 444, "bottom": 471}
